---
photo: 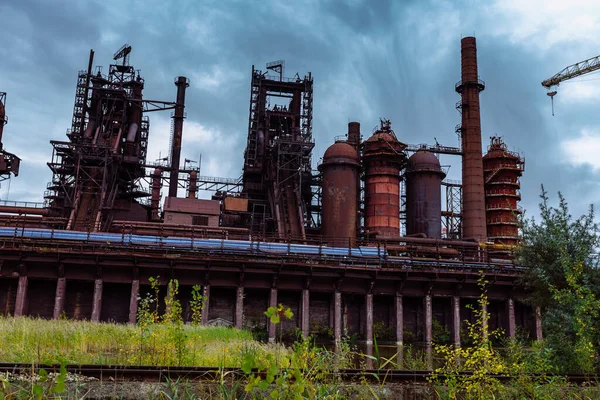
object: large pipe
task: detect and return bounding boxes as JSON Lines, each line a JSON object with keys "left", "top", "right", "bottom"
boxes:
{"left": 457, "top": 37, "right": 487, "bottom": 241}
{"left": 0, "top": 206, "right": 49, "bottom": 216}
{"left": 0, "top": 93, "right": 6, "bottom": 149}
{"left": 168, "top": 76, "right": 189, "bottom": 198}
{"left": 347, "top": 122, "right": 360, "bottom": 148}
{"left": 377, "top": 235, "right": 480, "bottom": 247}
{"left": 150, "top": 167, "right": 162, "bottom": 221}
{"left": 188, "top": 170, "right": 197, "bottom": 199}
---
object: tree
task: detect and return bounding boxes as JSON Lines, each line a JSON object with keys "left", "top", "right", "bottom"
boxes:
{"left": 516, "top": 186, "right": 600, "bottom": 372}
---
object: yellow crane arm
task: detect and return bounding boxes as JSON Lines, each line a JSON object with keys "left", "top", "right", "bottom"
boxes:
{"left": 542, "top": 54, "right": 600, "bottom": 88}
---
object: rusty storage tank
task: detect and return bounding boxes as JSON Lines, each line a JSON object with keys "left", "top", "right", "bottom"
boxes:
{"left": 319, "top": 141, "right": 360, "bottom": 247}
{"left": 362, "top": 120, "right": 407, "bottom": 237}
{"left": 405, "top": 149, "right": 446, "bottom": 239}
{"left": 483, "top": 136, "right": 524, "bottom": 246}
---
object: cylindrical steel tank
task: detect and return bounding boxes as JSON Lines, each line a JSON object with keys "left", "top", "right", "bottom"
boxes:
{"left": 483, "top": 136, "right": 524, "bottom": 246}
{"left": 319, "top": 141, "right": 360, "bottom": 247}
{"left": 362, "top": 122, "right": 407, "bottom": 237}
{"left": 405, "top": 150, "right": 446, "bottom": 239}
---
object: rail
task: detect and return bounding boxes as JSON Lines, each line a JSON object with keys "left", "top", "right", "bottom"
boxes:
{"left": 0, "top": 363, "right": 594, "bottom": 384}
{"left": 0, "top": 200, "right": 45, "bottom": 208}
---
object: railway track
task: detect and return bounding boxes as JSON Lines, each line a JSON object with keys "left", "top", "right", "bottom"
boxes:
{"left": 0, "top": 363, "right": 597, "bottom": 384}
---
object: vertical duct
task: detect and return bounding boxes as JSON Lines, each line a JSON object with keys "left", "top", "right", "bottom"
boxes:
{"left": 150, "top": 167, "right": 162, "bottom": 221}
{"left": 347, "top": 122, "right": 360, "bottom": 148}
{"left": 456, "top": 37, "right": 487, "bottom": 241}
{"left": 0, "top": 94, "right": 6, "bottom": 149}
{"left": 188, "top": 170, "right": 198, "bottom": 199}
{"left": 169, "top": 76, "right": 189, "bottom": 198}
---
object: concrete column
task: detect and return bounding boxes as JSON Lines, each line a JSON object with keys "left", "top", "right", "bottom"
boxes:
{"left": 507, "top": 298, "right": 516, "bottom": 339}
{"left": 424, "top": 294, "right": 433, "bottom": 368}
{"left": 128, "top": 280, "right": 140, "bottom": 324}
{"left": 333, "top": 291, "right": 342, "bottom": 347}
{"left": 235, "top": 286, "right": 244, "bottom": 329}
{"left": 268, "top": 288, "right": 278, "bottom": 343}
{"left": 201, "top": 284, "right": 211, "bottom": 325}
{"left": 452, "top": 296, "right": 461, "bottom": 347}
{"left": 14, "top": 276, "right": 28, "bottom": 317}
{"left": 53, "top": 278, "right": 67, "bottom": 319}
{"left": 90, "top": 278, "right": 103, "bottom": 322}
{"left": 535, "top": 306, "right": 543, "bottom": 340}
{"left": 300, "top": 289, "right": 310, "bottom": 337}
{"left": 365, "top": 293, "right": 374, "bottom": 368}
{"left": 395, "top": 293, "right": 404, "bottom": 367}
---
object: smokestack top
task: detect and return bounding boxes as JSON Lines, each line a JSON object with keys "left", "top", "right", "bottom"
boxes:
{"left": 460, "top": 36, "right": 479, "bottom": 83}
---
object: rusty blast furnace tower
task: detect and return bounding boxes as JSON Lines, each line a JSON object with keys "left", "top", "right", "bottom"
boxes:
{"left": 242, "top": 61, "right": 314, "bottom": 239}
{"left": 45, "top": 45, "right": 185, "bottom": 231}
{"left": 456, "top": 37, "right": 487, "bottom": 241}
{"left": 483, "top": 136, "right": 524, "bottom": 246}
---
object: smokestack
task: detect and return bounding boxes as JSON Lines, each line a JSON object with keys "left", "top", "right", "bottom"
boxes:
{"left": 456, "top": 37, "right": 487, "bottom": 241}
{"left": 347, "top": 122, "right": 360, "bottom": 148}
{"left": 188, "top": 170, "right": 198, "bottom": 199}
{"left": 169, "top": 76, "right": 189, "bottom": 198}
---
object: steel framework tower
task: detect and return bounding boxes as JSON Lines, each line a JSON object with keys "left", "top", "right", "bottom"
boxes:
{"left": 45, "top": 46, "right": 151, "bottom": 231}
{"left": 242, "top": 61, "right": 314, "bottom": 239}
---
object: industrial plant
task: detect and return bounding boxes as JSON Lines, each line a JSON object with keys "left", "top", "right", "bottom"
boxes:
{"left": 0, "top": 37, "right": 536, "bottom": 357}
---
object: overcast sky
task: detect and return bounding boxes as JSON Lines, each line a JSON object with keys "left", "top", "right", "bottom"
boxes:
{"left": 1, "top": 0, "right": 600, "bottom": 220}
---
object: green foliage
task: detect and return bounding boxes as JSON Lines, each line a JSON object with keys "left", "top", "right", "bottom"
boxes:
{"left": 431, "top": 275, "right": 507, "bottom": 399}
{"left": 244, "top": 306, "right": 352, "bottom": 399}
{"left": 517, "top": 187, "right": 600, "bottom": 373}
{"left": 373, "top": 321, "right": 395, "bottom": 341}
{"left": 432, "top": 318, "right": 451, "bottom": 344}
{"left": 189, "top": 284, "right": 207, "bottom": 326}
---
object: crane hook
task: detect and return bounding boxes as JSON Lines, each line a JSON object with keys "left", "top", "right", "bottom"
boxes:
{"left": 547, "top": 90, "right": 557, "bottom": 116}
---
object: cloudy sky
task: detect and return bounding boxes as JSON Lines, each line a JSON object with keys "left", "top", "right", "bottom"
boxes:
{"left": 1, "top": 0, "right": 600, "bottom": 219}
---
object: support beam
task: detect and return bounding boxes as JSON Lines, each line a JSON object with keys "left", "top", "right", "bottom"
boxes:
{"left": 301, "top": 289, "right": 310, "bottom": 337}
{"left": 424, "top": 294, "right": 433, "bottom": 368}
{"left": 201, "top": 284, "right": 211, "bottom": 325}
{"left": 53, "top": 278, "right": 67, "bottom": 319}
{"left": 507, "top": 298, "right": 516, "bottom": 339}
{"left": 128, "top": 280, "right": 140, "bottom": 324}
{"left": 333, "top": 291, "right": 342, "bottom": 348}
{"left": 535, "top": 306, "right": 543, "bottom": 340}
{"left": 90, "top": 278, "right": 103, "bottom": 322}
{"left": 365, "top": 293, "right": 374, "bottom": 368}
{"left": 395, "top": 292, "right": 404, "bottom": 367}
{"left": 268, "top": 287, "right": 278, "bottom": 344}
{"left": 235, "top": 286, "right": 244, "bottom": 329}
{"left": 452, "top": 296, "right": 461, "bottom": 347}
{"left": 14, "top": 276, "right": 28, "bottom": 317}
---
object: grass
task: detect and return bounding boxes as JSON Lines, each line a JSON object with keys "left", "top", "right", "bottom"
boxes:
{"left": 0, "top": 317, "right": 287, "bottom": 367}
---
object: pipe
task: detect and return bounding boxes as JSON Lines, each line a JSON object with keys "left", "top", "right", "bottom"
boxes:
{"left": 457, "top": 37, "right": 487, "bottom": 241}
{"left": 0, "top": 95, "right": 6, "bottom": 149}
{"left": 188, "top": 170, "right": 197, "bottom": 199}
{"left": 168, "top": 76, "right": 189, "bottom": 198}
{"left": 377, "top": 235, "right": 480, "bottom": 247}
{"left": 347, "top": 122, "right": 360, "bottom": 148}
{"left": 150, "top": 167, "right": 162, "bottom": 221}
{"left": 0, "top": 206, "right": 49, "bottom": 216}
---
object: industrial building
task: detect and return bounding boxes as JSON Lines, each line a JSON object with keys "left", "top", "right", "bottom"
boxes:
{"left": 0, "top": 37, "right": 535, "bottom": 359}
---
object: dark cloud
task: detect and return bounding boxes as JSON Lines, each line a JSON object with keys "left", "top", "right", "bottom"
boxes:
{"left": 0, "top": 0, "right": 598, "bottom": 220}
